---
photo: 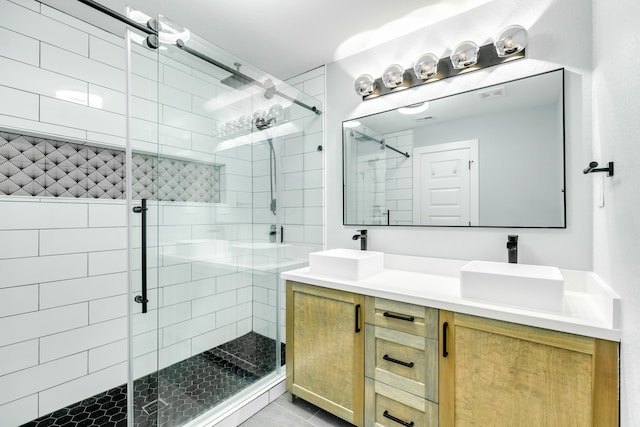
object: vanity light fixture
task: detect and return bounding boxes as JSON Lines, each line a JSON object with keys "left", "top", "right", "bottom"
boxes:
{"left": 450, "top": 40, "right": 480, "bottom": 69}
{"left": 382, "top": 64, "right": 405, "bottom": 88}
{"left": 398, "top": 102, "right": 430, "bottom": 115}
{"left": 354, "top": 74, "right": 376, "bottom": 96}
{"left": 355, "top": 25, "right": 528, "bottom": 100}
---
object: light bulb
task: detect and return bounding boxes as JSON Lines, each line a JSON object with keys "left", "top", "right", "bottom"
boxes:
{"left": 450, "top": 41, "right": 479, "bottom": 69}
{"left": 354, "top": 74, "right": 376, "bottom": 96}
{"left": 382, "top": 64, "right": 405, "bottom": 89}
{"left": 268, "top": 104, "right": 284, "bottom": 124}
{"left": 413, "top": 53, "right": 439, "bottom": 80}
{"left": 494, "top": 25, "right": 528, "bottom": 57}
{"left": 253, "top": 110, "right": 266, "bottom": 121}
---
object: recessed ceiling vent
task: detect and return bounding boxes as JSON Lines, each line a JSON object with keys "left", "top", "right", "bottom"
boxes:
{"left": 414, "top": 116, "right": 433, "bottom": 122}
{"left": 478, "top": 86, "right": 506, "bottom": 100}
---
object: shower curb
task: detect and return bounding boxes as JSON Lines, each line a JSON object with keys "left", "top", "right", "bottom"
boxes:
{"left": 184, "top": 375, "right": 287, "bottom": 427}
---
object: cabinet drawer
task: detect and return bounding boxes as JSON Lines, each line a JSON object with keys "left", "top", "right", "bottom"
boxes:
{"left": 365, "top": 378, "right": 438, "bottom": 427}
{"left": 365, "top": 297, "right": 438, "bottom": 338}
{"left": 365, "top": 324, "right": 438, "bottom": 402}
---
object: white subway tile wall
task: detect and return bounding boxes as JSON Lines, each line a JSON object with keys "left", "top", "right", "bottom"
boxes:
{"left": 345, "top": 128, "right": 412, "bottom": 225}
{"left": 352, "top": 137, "right": 387, "bottom": 224}
{"left": 268, "top": 66, "right": 326, "bottom": 342}
{"left": 384, "top": 130, "right": 414, "bottom": 225}
{"left": 0, "top": 0, "right": 124, "bottom": 143}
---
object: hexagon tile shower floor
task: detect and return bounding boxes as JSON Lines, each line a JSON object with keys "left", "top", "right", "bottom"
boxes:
{"left": 20, "top": 332, "right": 286, "bottom": 427}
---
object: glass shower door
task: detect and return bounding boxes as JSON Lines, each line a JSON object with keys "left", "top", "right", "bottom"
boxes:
{"left": 128, "top": 11, "right": 322, "bottom": 426}
{"left": 126, "top": 15, "right": 162, "bottom": 427}
{"left": 126, "top": 12, "right": 293, "bottom": 426}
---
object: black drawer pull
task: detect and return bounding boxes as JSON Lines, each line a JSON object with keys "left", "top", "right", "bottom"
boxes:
{"left": 383, "top": 312, "right": 415, "bottom": 322}
{"left": 383, "top": 354, "right": 414, "bottom": 368}
{"left": 355, "top": 304, "right": 361, "bottom": 333}
{"left": 443, "top": 321, "right": 449, "bottom": 357}
{"left": 383, "top": 410, "right": 414, "bottom": 427}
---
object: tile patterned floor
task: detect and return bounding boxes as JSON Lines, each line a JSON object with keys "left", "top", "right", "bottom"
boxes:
{"left": 20, "top": 332, "right": 284, "bottom": 427}
{"left": 20, "top": 385, "right": 128, "bottom": 427}
{"left": 240, "top": 393, "right": 354, "bottom": 427}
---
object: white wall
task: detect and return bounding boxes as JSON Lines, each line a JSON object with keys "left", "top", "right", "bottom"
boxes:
{"left": 326, "top": 0, "right": 593, "bottom": 269}
{"left": 592, "top": 1, "right": 640, "bottom": 426}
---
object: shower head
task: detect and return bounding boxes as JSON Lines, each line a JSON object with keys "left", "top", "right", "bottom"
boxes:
{"left": 220, "top": 62, "right": 255, "bottom": 89}
{"left": 220, "top": 74, "right": 255, "bottom": 89}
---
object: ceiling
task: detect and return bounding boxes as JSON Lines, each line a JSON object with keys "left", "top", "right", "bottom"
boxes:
{"left": 69, "top": 0, "right": 494, "bottom": 80}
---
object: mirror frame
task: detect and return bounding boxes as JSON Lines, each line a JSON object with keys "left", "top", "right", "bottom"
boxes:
{"left": 342, "top": 69, "right": 566, "bottom": 228}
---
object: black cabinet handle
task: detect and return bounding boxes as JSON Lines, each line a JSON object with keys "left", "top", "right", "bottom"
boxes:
{"left": 355, "top": 304, "right": 361, "bottom": 333}
{"left": 133, "top": 199, "right": 148, "bottom": 314}
{"left": 383, "top": 410, "right": 414, "bottom": 427}
{"left": 383, "top": 312, "right": 415, "bottom": 322}
{"left": 443, "top": 321, "right": 449, "bottom": 357}
{"left": 383, "top": 354, "right": 414, "bottom": 368}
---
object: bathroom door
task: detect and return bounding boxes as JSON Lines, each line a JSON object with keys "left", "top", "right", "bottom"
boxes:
{"left": 412, "top": 140, "right": 479, "bottom": 226}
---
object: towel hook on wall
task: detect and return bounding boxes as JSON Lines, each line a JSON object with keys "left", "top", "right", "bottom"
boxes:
{"left": 583, "top": 161, "right": 614, "bottom": 177}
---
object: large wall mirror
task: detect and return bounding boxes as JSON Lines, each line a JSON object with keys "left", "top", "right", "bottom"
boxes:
{"left": 343, "top": 69, "right": 565, "bottom": 228}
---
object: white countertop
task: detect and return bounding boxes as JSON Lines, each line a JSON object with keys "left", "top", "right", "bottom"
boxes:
{"left": 281, "top": 254, "right": 621, "bottom": 342}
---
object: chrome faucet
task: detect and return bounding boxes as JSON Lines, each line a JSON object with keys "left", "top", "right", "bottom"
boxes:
{"left": 507, "top": 235, "right": 518, "bottom": 263}
{"left": 352, "top": 230, "right": 367, "bottom": 250}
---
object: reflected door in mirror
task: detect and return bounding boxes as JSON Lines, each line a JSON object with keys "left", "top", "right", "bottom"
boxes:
{"left": 413, "top": 140, "right": 478, "bottom": 226}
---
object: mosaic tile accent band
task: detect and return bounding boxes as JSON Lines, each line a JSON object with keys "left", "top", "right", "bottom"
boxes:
{"left": 0, "top": 132, "right": 221, "bottom": 202}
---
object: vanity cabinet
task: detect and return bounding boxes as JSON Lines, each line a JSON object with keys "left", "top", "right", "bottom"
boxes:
{"left": 285, "top": 279, "right": 619, "bottom": 427}
{"left": 364, "top": 297, "right": 439, "bottom": 426}
{"left": 439, "top": 311, "right": 619, "bottom": 427}
{"left": 285, "top": 281, "right": 365, "bottom": 426}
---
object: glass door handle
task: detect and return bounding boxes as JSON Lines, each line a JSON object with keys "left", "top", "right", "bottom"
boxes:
{"left": 133, "top": 199, "right": 149, "bottom": 313}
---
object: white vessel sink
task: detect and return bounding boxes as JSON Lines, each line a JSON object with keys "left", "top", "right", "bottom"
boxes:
{"left": 309, "top": 248, "right": 384, "bottom": 280}
{"left": 460, "top": 260, "right": 565, "bottom": 311}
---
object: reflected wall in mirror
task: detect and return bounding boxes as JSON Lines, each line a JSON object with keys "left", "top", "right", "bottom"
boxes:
{"left": 343, "top": 69, "right": 565, "bottom": 228}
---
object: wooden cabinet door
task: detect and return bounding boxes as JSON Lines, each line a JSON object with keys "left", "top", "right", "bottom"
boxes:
{"left": 286, "top": 281, "right": 365, "bottom": 426}
{"left": 439, "top": 311, "right": 618, "bottom": 427}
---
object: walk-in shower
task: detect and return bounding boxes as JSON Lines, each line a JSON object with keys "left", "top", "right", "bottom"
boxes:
{"left": 0, "top": 2, "right": 322, "bottom": 426}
